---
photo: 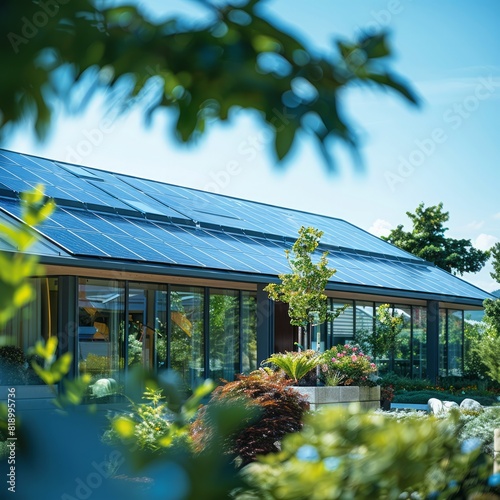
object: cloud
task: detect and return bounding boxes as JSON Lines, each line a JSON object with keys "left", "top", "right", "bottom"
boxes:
{"left": 494, "top": 213, "right": 500, "bottom": 220}
{"left": 466, "top": 220, "right": 484, "bottom": 230}
{"left": 474, "top": 233, "right": 498, "bottom": 251}
{"left": 369, "top": 218, "right": 393, "bottom": 238}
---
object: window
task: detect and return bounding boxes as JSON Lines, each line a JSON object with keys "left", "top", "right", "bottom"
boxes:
{"left": 78, "top": 279, "right": 125, "bottom": 388}
{"left": 0, "top": 277, "right": 58, "bottom": 385}
{"left": 170, "top": 286, "right": 205, "bottom": 389}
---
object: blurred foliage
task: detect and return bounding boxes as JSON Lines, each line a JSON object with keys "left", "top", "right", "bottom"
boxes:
{"left": 236, "top": 406, "right": 499, "bottom": 500}
{"left": 382, "top": 203, "right": 490, "bottom": 275}
{"left": 0, "top": 0, "right": 416, "bottom": 168}
{"left": 191, "top": 370, "right": 309, "bottom": 467}
{"left": 104, "top": 379, "right": 214, "bottom": 455}
{"left": 0, "top": 185, "right": 54, "bottom": 326}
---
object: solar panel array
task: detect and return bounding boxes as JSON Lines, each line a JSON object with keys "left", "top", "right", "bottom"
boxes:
{"left": 0, "top": 149, "right": 490, "bottom": 301}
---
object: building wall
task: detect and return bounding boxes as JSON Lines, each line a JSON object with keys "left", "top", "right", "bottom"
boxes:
{"left": 0, "top": 272, "right": 472, "bottom": 402}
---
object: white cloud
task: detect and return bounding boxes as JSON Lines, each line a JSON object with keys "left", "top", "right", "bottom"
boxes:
{"left": 474, "top": 233, "right": 498, "bottom": 251}
{"left": 368, "top": 219, "right": 393, "bottom": 238}
{"left": 465, "top": 220, "right": 484, "bottom": 230}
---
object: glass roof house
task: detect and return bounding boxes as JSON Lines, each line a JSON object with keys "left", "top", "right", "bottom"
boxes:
{"left": 0, "top": 149, "right": 492, "bottom": 405}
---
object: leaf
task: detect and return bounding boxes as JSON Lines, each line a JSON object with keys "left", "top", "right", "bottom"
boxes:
{"left": 113, "top": 417, "right": 136, "bottom": 438}
{"left": 274, "top": 122, "right": 297, "bottom": 160}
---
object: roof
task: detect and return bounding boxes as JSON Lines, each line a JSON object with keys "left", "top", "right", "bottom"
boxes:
{"left": 0, "top": 149, "right": 492, "bottom": 306}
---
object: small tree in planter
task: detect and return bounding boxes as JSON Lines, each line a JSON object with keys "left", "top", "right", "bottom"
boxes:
{"left": 264, "top": 226, "right": 341, "bottom": 351}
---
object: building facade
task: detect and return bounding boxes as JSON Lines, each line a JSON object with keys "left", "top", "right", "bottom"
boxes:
{"left": 0, "top": 149, "right": 492, "bottom": 406}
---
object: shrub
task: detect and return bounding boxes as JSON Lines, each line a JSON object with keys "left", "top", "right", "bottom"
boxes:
{"left": 104, "top": 387, "right": 191, "bottom": 453}
{"left": 191, "top": 370, "right": 309, "bottom": 467}
{"left": 237, "top": 406, "right": 497, "bottom": 499}
{"left": 460, "top": 407, "right": 500, "bottom": 456}
{"left": 319, "top": 344, "right": 377, "bottom": 386}
{"left": 264, "top": 350, "right": 320, "bottom": 384}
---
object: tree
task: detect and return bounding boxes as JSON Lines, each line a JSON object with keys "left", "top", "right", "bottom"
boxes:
{"left": 265, "top": 226, "right": 337, "bottom": 350}
{"left": 0, "top": 0, "right": 416, "bottom": 169}
{"left": 490, "top": 242, "right": 500, "bottom": 284}
{"left": 354, "top": 304, "right": 404, "bottom": 370}
{"left": 382, "top": 202, "right": 489, "bottom": 275}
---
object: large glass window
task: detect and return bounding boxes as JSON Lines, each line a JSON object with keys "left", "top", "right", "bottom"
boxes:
{"left": 127, "top": 283, "right": 168, "bottom": 371}
{"left": 392, "top": 305, "right": 412, "bottom": 377}
{"left": 412, "top": 306, "right": 427, "bottom": 378}
{"left": 209, "top": 289, "right": 239, "bottom": 381}
{"left": 439, "top": 309, "right": 448, "bottom": 377}
{"left": 241, "top": 291, "right": 257, "bottom": 373}
{"left": 170, "top": 286, "right": 205, "bottom": 390}
{"left": 328, "top": 300, "right": 353, "bottom": 348}
{"left": 78, "top": 279, "right": 125, "bottom": 387}
{"left": 0, "top": 277, "right": 58, "bottom": 385}
{"left": 448, "top": 310, "right": 464, "bottom": 376}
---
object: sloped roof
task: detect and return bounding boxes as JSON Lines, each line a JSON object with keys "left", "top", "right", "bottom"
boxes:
{"left": 0, "top": 149, "right": 492, "bottom": 306}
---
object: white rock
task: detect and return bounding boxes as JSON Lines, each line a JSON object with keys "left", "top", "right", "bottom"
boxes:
{"left": 428, "top": 398, "right": 444, "bottom": 415}
{"left": 90, "top": 378, "right": 117, "bottom": 398}
{"left": 460, "top": 398, "right": 483, "bottom": 412}
{"left": 443, "top": 401, "right": 459, "bottom": 411}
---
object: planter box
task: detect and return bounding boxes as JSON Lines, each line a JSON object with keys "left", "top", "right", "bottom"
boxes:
{"left": 293, "top": 385, "right": 380, "bottom": 411}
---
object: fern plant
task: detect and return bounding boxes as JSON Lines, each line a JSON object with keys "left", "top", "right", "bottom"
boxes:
{"left": 265, "top": 350, "right": 321, "bottom": 384}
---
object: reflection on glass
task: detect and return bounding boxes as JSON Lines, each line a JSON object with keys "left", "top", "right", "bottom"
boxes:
{"left": 448, "top": 310, "right": 463, "bottom": 376}
{"left": 78, "top": 279, "right": 125, "bottom": 388}
{"left": 209, "top": 289, "right": 239, "bottom": 381}
{"left": 329, "top": 300, "right": 353, "bottom": 347}
{"left": 127, "top": 283, "right": 167, "bottom": 371}
{"left": 170, "top": 286, "right": 204, "bottom": 389}
{"left": 391, "top": 305, "right": 411, "bottom": 377}
{"left": 412, "top": 306, "right": 427, "bottom": 378}
{"left": 0, "top": 277, "right": 58, "bottom": 385}
{"left": 439, "top": 309, "right": 447, "bottom": 377}
{"left": 241, "top": 291, "right": 257, "bottom": 374}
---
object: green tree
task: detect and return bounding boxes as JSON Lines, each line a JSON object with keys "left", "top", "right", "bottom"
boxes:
{"left": 0, "top": 0, "right": 416, "bottom": 168}
{"left": 354, "top": 304, "right": 404, "bottom": 370}
{"left": 490, "top": 242, "right": 500, "bottom": 284}
{"left": 265, "top": 226, "right": 336, "bottom": 350}
{"left": 382, "top": 202, "right": 489, "bottom": 275}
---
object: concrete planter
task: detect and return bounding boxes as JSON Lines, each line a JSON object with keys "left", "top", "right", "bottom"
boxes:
{"left": 293, "top": 385, "right": 380, "bottom": 411}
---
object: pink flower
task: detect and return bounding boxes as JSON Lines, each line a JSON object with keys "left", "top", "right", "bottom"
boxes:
{"left": 351, "top": 355, "right": 357, "bottom": 362}
{"left": 338, "top": 353, "right": 344, "bottom": 358}
{"left": 331, "top": 357, "right": 337, "bottom": 363}
{"left": 370, "top": 363, "right": 376, "bottom": 368}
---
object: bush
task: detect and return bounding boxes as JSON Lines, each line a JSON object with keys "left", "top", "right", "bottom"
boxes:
{"left": 191, "top": 370, "right": 309, "bottom": 467}
{"left": 237, "top": 406, "right": 498, "bottom": 499}
{"left": 319, "top": 344, "right": 377, "bottom": 386}
{"left": 264, "top": 350, "right": 320, "bottom": 384}
{"left": 392, "top": 390, "right": 497, "bottom": 406}
{"left": 104, "top": 386, "right": 191, "bottom": 453}
{"left": 460, "top": 407, "right": 500, "bottom": 456}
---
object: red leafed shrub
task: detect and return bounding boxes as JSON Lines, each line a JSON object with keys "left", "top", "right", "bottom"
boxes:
{"left": 190, "top": 370, "right": 309, "bottom": 467}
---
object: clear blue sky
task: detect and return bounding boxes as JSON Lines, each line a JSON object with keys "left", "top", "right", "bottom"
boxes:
{"left": 4, "top": 0, "right": 500, "bottom": 291}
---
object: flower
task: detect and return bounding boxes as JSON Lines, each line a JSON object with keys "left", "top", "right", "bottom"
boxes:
{"left": 319, "top": 344, "right": 377, "bottom": 387}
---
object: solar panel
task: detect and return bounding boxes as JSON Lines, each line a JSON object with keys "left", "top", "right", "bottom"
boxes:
{"left": 0, "top": 149, "right": 492, "bottom": 304}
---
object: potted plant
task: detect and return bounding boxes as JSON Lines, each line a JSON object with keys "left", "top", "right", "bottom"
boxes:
{"left": 264, "top": 344, "right": 380, "bottom": 410}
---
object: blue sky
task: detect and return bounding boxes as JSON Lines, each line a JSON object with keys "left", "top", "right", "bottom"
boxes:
{"left": 4, "top": 0, "right": 500, "bottom": 291}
